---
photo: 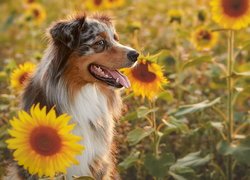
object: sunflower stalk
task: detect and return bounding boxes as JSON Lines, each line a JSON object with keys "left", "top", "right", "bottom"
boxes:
{"left": 226, "top": 29, "right": 234, "bottom": 180}
{"left": 150, "top": 100, "right": 159, "bottom": 159}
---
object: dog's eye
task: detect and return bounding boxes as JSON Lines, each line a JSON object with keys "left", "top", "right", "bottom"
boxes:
{"left": 93, "top": 40, "right": 106, "bottom": 53}
{"left": 95, "top": 40, "right": 106, "bottom": 46}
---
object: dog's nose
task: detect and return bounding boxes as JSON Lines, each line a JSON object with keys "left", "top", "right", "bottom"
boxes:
{"left": 127, "top": 51, "right": 139, "bottom": 62}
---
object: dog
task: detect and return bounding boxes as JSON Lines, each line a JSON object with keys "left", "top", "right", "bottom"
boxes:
{"left": 5, "top": 14, "right": 139, "bottom": 179}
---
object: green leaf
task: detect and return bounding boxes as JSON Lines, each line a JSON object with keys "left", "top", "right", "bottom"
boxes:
{"left": 217, "top": 140, "right": 233, "bottom": 155}
{"left": 172, "top": 97, "right": 221, "bottom": 117}
{"left": 233, "top": 71, "right": 250, "bottom": 78}
{"left": 182, "top": 56, "right": 212, "bottom": 70}
{"left": 157, "top": 90, "right": 174, "bottom": 102}
{"left": 169, "top": 151, "right": 210, "bottom": 179}
{"left": 217, "top": 137, "right": 250, "bottom": 166}
{"left": 120, "top": 111, "right": 137, "bottom": 122}
{"left": 127, "top": 127, "right": 154, "bottom": 145}
{"left": 168, "top": 171, "right": 187, "bottom": 180}
{"left": 144, "top": 153, "right": 175, "bottom": 178}
{"left": 162, "top": 116, "right": 189, "bottom": 135}
{"left": 0, "top": 124, "right": 8, "bottom": 138}
{"left": 4, "top": 59, "right": 17, "bottom": 74}
{"left": 235, "top": 40, "right": 250, "bottom": 58}
{"left": 137, "top": 106, "right": 158, "bottom": 118}
{"left": 0, "top": 141, "right": 7, "bottom": 149}
{"left": 170, "top": 151, "right": 211, "bottom": 169}
{"left": 169, "top": 167, "right": 196, "bottom": 180}
{"left": 208, "top": 121, "right": 224, "bottom": 135}
{"left": 118, "top": 151, "right": 140, "bottom": 170}
{"left": 121, "top": 106, "right": 159, "bottom": 122}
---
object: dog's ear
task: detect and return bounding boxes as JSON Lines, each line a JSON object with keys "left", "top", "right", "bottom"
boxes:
{"left": 49, "top": 16, "right": 86, "bottom": 49}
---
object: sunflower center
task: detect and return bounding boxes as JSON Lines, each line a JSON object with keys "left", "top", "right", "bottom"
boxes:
{"left": 131, "top": 62, "right": 156, "bottom": 83}
{"left": 222, "top": 0, "right": 248, "bottom": 17}
{"left": 198, "top": 30, "right": 211, "bottom": 41}
{"left": 27, "top": 0, "right": 35, "bottom": 3}
{"left": 30, "top": 126, "right": 62, "bottom": 156}
{"left": 19, "top": 72, "right": 29, "bottom": 85}
{"left": 94, "top": 0, "right": 102, "bottom": 6}
{"left": 33, "top": 9, "right": 40, "bottom": 18}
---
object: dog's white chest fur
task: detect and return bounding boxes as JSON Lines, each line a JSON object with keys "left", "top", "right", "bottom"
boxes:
{"left": 65, "top": 84, "right": 114, "bottom": 179}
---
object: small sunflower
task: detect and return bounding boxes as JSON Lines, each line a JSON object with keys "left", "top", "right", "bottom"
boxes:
{"left": 191, "top": 27, "right": 218, "bottom": 51}
{"left": 23, "top": 0, "right": 36, "bottom": 4}
{"left": 84, "top": 0, "right": 107, "bottom": 10}
{"left": 6, "top": 104, "right": 84, "bottom": 178}
{"left": 84, "top": 0, "right": 124, "bottom": 10}
{"left": 10, "top": 62, "right": 36, "bottom": 91}
{"left": 210, "top": 0, "right": 250, "bottom": 30}
{"left": 167, "top": 9, "right": 182, "bottom": 24}
{"left": 105, "top": 0, "right": 125, "bottom": 8}
{"left": 123, "top": 55, "right": 168, "bottom": 100}
{"left": 24, "top": 3, "right": 46, "bottom": 25}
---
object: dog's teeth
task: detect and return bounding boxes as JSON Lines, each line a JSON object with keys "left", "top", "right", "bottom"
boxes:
{"left": 116, "top": 78, "right": 119, "bottom": 83}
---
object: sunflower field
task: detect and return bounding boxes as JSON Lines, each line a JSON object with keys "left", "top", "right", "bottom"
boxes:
{"left": 0, "top": 0, "right": 250, "bottom": 179}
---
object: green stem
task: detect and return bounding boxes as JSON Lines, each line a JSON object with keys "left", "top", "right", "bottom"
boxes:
{"left": 150, "top": 101, "right": 159, "bottom": 158}
{"left": 227, "top": 30, "right": 234, "bottom": 180}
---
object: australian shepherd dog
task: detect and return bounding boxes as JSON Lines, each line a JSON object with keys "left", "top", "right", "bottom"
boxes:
{"left": 5, "top": 14, "right": 139, "bottom": 180}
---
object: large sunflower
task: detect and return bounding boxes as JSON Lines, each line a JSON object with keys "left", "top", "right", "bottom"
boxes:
{"left": 191, "top": 27, "right": 218, "bottom": 51}
{"left": 6, "top": 104, "right": 84, "bottom": 178}
{"left": 10, "top": 62, "right": 36, "bottom": 91}
{"left": 123, "top": 55, "right": 168, "bottom": 100}
{"left": 24, "top": 3, "right": 46, "bottom": 25}
{"left": 210, "top": 0, "right": 250, "bottom": 30}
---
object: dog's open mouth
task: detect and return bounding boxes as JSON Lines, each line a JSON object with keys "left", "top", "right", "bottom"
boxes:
{"left": 89, "top": 64, "right": 130, "bottom": 88}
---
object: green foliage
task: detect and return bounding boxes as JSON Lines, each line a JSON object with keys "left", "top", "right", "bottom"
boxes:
{"left": 127, "top": 127, "right": 154, "bottom": 145}
{"left": 118, "top": 151, "right": 140, "bottom": 170}
{"left": 171, "top": 97, "right": 221, "bottom": 117}
{"left": 217, "top": 137, "right": 250, "bottom": 166}
{"left": 144, "top": 153, "right": 175, "bottom": 178}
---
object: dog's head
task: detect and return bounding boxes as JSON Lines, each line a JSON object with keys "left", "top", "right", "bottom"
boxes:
{"left": 49, "top": 14, "right": 139, "bottom": 89}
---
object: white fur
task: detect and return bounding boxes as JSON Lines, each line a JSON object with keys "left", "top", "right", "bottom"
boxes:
{"left": 64, "top": 84, "right": 114, "bottom": 179}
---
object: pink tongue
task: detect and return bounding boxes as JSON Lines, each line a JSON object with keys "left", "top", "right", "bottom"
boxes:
{"left": 106, "top": 69, "right": 131, "bottom": 88}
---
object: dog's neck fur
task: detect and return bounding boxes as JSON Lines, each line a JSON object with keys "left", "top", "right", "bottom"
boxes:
{"left": 65, "top": 84, "right": 121, "bottom": 178}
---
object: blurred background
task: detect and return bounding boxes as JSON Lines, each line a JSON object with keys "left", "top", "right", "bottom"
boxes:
{"left": 0, "top": 0, "right": 250, "bottom": 179}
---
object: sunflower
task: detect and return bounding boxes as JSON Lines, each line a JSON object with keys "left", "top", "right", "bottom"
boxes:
{"left": 6, "top": 104, "right": 84, "bottom": 178}
{"left": 10, "top": 62, "right": 36, "bottom": 91}
{"left": 23, "top": 0, "right": 36, "bottom": 4}
{"left": 167, "top": 9, "right": 182, "bottom": 24}
{"left": 105, "top": 0, "right": 125, "bottom": 8}
{"left": 84, "top": 0, "right": 124, "bottom": 10}
{"left": 24, "top": 3, "right": 46, "bottom": 25}
{"left": 123, "top": 55, "right": 168, "bottom": 100}
{"left": 191, "top": 27, "right": 218, "bottom": 51}
{"left": 84, "top": 0, "right": 107, "bottom": 10}
{"left": 210, "top": 0, "right": 250, "bottom": 30}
